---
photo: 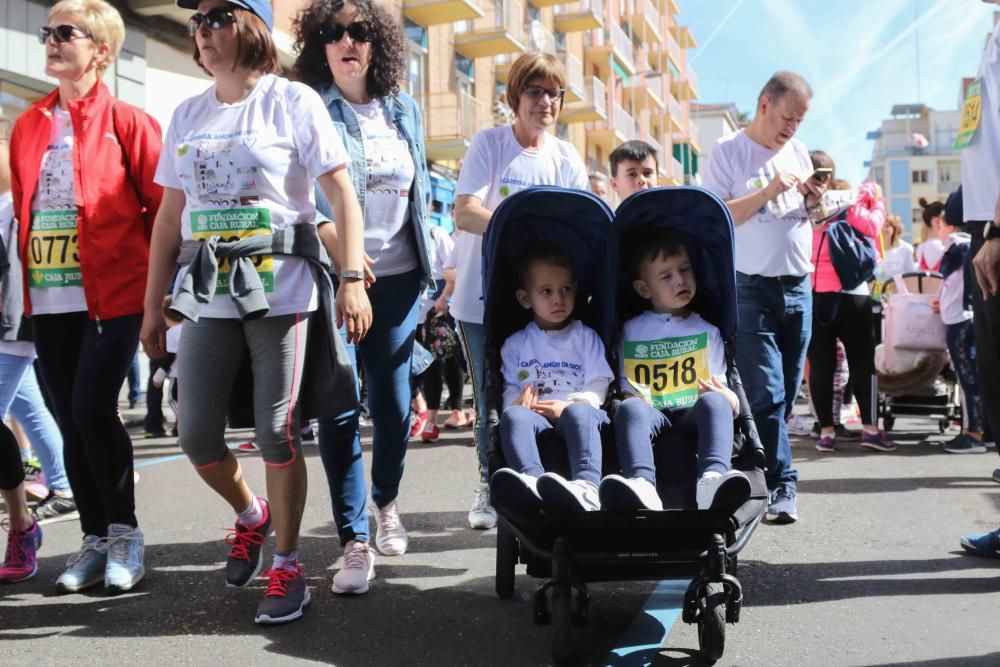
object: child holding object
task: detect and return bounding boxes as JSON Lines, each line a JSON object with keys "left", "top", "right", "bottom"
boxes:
{"left": 490, "top": 243, "right": 614, "bottom": 513}
{"left": 603, "top": 230, "right": 751, "bottom": 512}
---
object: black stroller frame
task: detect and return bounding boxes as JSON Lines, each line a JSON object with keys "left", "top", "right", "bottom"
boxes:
{"left": 481, "top": 186, "right": 769, "bottom": 664}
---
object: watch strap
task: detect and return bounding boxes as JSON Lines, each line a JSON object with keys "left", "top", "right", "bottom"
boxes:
{"left": 340, "top": 269, "right": 365, "bottom": 280}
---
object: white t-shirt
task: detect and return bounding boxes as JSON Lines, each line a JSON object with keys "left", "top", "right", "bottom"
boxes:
{"left": 879, "top": 242, "right": 916, "bottom": 278}
{"left": 155, "top": 74, "right": 350, "bottom": 319}
{"left": 962, "top": 20, "right": 1000, "bottom": 222}
{"left": 619, "top": 310, "right": 727, "bottom": 411}
{"left": 701, "top": 131, "right": 814, "bottom": 277}
{"left": 939, "top": 232, "right": 973, "bottom": 326}
{"left": 350, "top": 99, "right": 417, "bottom": 278}
{"left": 418, "top": 225, "right": 454, "bottom": 322}
{"left": 166, "top": 323, "right": 183, "bottom": 354}
{"left": 451, "top": 126, "right": 589, "bottom": 324}
{"left": 501, "top": 319, "right": 613, "bottom": 409}
{"left": 0, "top": 192, "right": 35, "bottom": 358}
{"left": 915, "top": 238, "right": 945, "bottom": 271}
{"left": 28, "top": 106, "right": 87, "bottom": 315}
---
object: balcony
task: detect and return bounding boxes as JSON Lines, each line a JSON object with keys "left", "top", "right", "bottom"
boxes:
{"left": 589, "top": 102, "right": 637, "bottom": 155}
{"left": 670, "top": 24, "right": 697, "bottom": 49}
{"left": 527, "top": 20, "right": 557, "bottom": 53}
{"left": 669, "top": 155, "right": 684, "bottom": 186}
{"left": 671, "top": 63, "right": 698, "bottom": 101}
{"left": 626, "top": 0, "right": 661, "bottom": 42}
{"left": 623, "top": 75, "right": 665, "bottom": 113}
{"left": 402, "top": 0, "right": 483, "bottom": 26}
{"left": 417, "top": 92, "right": 486, "bottom": 161}
{"left": 560, "top": 51, "right": 586, "bottom": 103}
{"left": 528, "top": 0, "right": 563, "bottom": 6}
{"left": 686, "top": 119, "right": 700, "bottom": 154}
{"left": 554, "top": 0, "right": 604, "bottom": 34}
{"left": 662, "top": 87, "right": 684, "bottom": 132}
{"left": 646, "top": 136, "right": 668, "bottom": 184}
{"left": 560, "top": 76, "right": 607, "bottom": 123}
{"left": 455, "top": 0, "right": 528, "bottom": 60}
{"left": 585, "top": 18, "right": 637, "bottom": 80}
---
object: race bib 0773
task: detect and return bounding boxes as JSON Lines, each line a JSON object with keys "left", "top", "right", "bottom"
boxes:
{"left": 27, "top": 210, "right": 81, "bottom": 288}
{"left": 191, "top": 208, "right": 274, "bottom": 294}
{"left": 623, "top": 332, "right": 710, "bottom": 410}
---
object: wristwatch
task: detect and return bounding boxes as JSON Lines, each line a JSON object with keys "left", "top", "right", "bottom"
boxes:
{"left": 985, "top": 221, "right": 1000, "bottom": 241}
{"left": 340, "top": 269, "right": 365, "bottom": 281}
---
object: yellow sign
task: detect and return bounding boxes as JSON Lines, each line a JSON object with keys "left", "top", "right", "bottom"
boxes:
{"left": 955, "top": 79, "right": 982, "bottom": 150}
{"left": 624, "top": 332, "right": 710, "bottom": 410}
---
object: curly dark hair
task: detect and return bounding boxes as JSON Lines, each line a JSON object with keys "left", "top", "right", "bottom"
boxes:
{"left": 293, "top": 0, "right": 405, "bottom": 99}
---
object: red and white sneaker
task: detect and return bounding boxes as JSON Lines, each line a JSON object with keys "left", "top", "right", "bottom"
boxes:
{"left": 421, "top": 423, "right": 441, "bottom": 443}
{"left": 409, "top": 411, "right": 429, "bottom": 438}
{"left": 0, "top": 518, "right": 43, "bottom": 583}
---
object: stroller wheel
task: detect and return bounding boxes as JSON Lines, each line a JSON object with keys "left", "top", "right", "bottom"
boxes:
{"left": 938, "top": 419, "right": 949, "bottom": 434}
{"left": 551, "top": 581, "right": 573, "bottom": 663}
{"left": 697, "top": 582, "right": 726, "bottom": 664}
{"left": 496, "top": 523, "right": 517, "bottom": 599}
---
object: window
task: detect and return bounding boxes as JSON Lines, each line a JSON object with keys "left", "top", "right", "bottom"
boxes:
{"left": 911, "top": 169, "right": 929, "bottom": 184}
{"left": 455, "top": 53, "right": 474, "bottom": 96}
{"left": 403, "top": 19, "right": 427, "bottom": 50}
{"left": 404, "top": 20, "right": 427, "bottom": 99}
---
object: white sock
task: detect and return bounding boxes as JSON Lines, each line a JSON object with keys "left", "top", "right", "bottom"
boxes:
{"left": 273, "top": 550, "right": 298, "bottom": 571}
{"left": 237, "top": 496, "right": 265, "bottom": 527}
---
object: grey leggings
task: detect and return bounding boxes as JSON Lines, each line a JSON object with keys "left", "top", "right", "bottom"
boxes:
{"left": 178, "top": 313, "right": 309, "bottom": 467}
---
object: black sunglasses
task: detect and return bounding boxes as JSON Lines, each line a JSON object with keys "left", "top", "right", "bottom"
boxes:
{"left": 319, "top": 22, "right": 373, "bottom": 44}
{"left": 187, "top": 8, "right": 237, "bottom": 35}
{"left": 37, "top": 24, "right": 93, "bottom": 45}
{"left": 523, "top": 84, "right": 566, "bottom": 102}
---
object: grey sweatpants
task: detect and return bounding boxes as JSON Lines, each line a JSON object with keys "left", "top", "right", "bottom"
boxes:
{"left": 178, "top": 313, "right": 310, "bottom": 467}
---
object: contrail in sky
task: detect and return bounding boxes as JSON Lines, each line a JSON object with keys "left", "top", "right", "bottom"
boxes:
{"left": 689, "top": 0, "right": 746, "bottom": 64}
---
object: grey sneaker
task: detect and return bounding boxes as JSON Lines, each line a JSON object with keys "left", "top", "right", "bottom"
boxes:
{"left": 468, "top": 483, "right": 498, "bottom": 530}
{"left": 255, "top": 564, "right": 311, "bottom": 625}
{"left": 104, "top": 523, "right": 145, "bottom": 593}
{"left": 765, "top": 487, "right": 798, "bottom": 524}
{"left": 56, "top": 535, "right": 108, "bottom": 593}
{"left": 32, "top": 492, "right": 78, "bottom": 525}
{"left": 537, "top": 473, "right": 600, "bottom": 512}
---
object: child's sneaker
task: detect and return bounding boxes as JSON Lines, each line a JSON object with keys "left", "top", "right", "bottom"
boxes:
{"left": 0, "top": 518, "right": 42, "bottom": 583}
{"left": 490, "top": 468, "right": 543, "bottom": 514}
{"left": 598, "top": 475, "right": 663, "bottom": 511}
{"left": 815, "top": 435, "right": 836, "bottom": 452}
{"left": 696, "top": 470, "right": 751, "bottom": 511}
{"left": 536, "top": 473, "right": 600, "bottom": 512}
{"left": 421, "top": 423, "right": 441, "bottom": 443}
{"left": 860, "top": 430, "right": 897, "bottom": 452}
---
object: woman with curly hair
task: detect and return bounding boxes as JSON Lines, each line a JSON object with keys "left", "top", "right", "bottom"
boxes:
{"left": 294, "top": 0, "right": 433, "bottom": 596}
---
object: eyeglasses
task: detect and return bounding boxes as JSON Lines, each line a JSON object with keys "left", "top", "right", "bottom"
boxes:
{"left": 522, "top": 85, "right": 566, "bottom": 102}
{"left": 319, "top": 22, "right": 373, "bottom": 44}
{"left": 37, "top": 24, "right": 93, "bottom": 45}
{"left": 187, "top": 8, "right": 236, "bottom": 35}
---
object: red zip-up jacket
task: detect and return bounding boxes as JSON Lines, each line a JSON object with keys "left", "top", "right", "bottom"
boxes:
{"left": 10, "top": 81, "right": 163, "bottom": 321}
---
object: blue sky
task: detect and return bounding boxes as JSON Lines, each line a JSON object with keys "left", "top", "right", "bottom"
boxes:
{"left": 678, "top": 0, "right": 997, "bottom": 185}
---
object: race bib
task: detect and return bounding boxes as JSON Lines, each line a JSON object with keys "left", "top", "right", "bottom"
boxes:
{"left": 955, "top": 79, "right": 982, "bottom": 150}
{"left": 27, "top": 210, "right": 81, "bottom": 288}
{"left": 624, "top": 333, "right": 710, "bottom": 410}
{"left": 191, "top": 208, "right": 274, "bottom": 294}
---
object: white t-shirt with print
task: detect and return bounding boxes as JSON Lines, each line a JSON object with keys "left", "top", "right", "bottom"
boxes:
{"left": 962, "top": 19, "right": 1000, "bottom": 222}
{"left": 619, "top": 310, "right": 727, "bottom": 411}
{"left": 451, "top": 126, "right": 589, "bottom": 324}
{"left": 501, "top": 319, "right": 613, "bottom": 409}
{"left": 418, "top": 225, "right": 454, "bottom": 322}
{"left": 0, "top": 192, "right": 35, "bottom": 358}
{"left": 879, "top": 242, "right": 916, "bottom": 278}
{"left": 28, "top": 106, "right": 87, "bottom": 315}
{"left": 701, "top": 131, "right": 814, "bottom": 277}
{"left": 349, "top": 99, "right": 417, "bottom": 278}
{"left": 155, "top": 74, "right": 350, "bottom": 319}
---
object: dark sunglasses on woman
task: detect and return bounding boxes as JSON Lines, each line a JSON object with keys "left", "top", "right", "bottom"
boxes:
{"left": 187, "top": 7, "right": 236, "bottom": 35}
{"left": 319, "top": 21, "right": 373, "bottom": 44}
{"left": 37, "top": 24, "right": 93, "bottom": 45}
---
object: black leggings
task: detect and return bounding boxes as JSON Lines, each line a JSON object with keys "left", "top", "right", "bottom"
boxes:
{"left": 0, "top": 421, "right": 24, "bottom": 491}
{"left": 33, "top": 313, "right": 142, "bottom": 536}
{"left": 808, "top": 293, "right": 877, "bottom": 428}
{"left": 422, "top": 356, "right": 464, "bottom": 411}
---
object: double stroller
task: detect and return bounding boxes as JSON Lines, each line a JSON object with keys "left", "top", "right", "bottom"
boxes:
{"left": 482, "top": 186, "right": 769, "bottom": 664}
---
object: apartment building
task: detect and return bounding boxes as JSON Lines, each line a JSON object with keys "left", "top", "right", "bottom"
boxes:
{"left": 1, "top": 0, "right": 703, "bottom": 220}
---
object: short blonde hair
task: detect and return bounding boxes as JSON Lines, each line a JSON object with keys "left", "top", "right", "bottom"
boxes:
{"left": 506, "top": 52, "right": 566, "bottom": 116}
{"left": 49, "top": 0, "right": 125, "bottom": 74}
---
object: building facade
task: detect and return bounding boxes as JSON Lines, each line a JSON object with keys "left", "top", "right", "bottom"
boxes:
{"left": 689, "top": 101, "right": 744, "bottom": 183}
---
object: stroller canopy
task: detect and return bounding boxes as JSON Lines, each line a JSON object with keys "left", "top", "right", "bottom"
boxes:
{"left": 614, "top": 187, "right": 739, "bottom": 339}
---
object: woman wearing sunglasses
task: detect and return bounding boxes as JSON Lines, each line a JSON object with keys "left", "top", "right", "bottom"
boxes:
{"left": 8, "top": 0, "right": 162, "bottom": 593}
{"left": 452, "top": 52, "right": 589, "bottom": 530}
{"left": 292, "top": 0, "right": 433, "bottom": 596}
{"left": 139, "top": 0, "right": 370, "bottom": 625}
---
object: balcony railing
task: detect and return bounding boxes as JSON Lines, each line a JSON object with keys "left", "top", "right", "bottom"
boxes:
{"left": 686, "top": 119, "right": 700, "bottom": 152}
{"left": 626, "top": 0, "right": 661, "bottom": 41}
{"left": 560, "top": 76, "right": 607, "bottom": 123}
{"left": 454, "top": 0, "right": 528, "bottom": 59}
{"left": 560, "top": 51, "right": 585, "bottom": 102}
{"left": 402, "top": 0, "right": 483, "bottom": 26}
{"left": 528, "top": 20, "right": 556, "bottom": 53}
{"left": 665, "top": 87, "right": 683, "bottom": 131}
{"left": 612, "top": 102, "right": 638, "bottom": 142}
{"left": 646, "top": 136, "right": 668, "bottom": 181}
{"left": 671, "top": 155, "right": 684, "bottom": 183}
{"left": 554, "top": 0, "right": 604, "bottom": 33}
{"left": 663, "top": 21, "right": 681, "bottom": 66}
{"left": 609, "top": 19, "right": 636, "bottom": 73}
{"left": 417, "top": 91, "right": 485, "bottom": 160}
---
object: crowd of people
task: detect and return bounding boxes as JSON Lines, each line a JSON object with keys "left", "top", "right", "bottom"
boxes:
{"left": 2, "top": 0, "right": 1000, "bottom": 630}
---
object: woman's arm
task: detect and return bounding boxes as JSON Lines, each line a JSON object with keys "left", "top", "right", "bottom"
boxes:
{"left": 454, "top": 194, "right": 492, "bottom": 236}
{"left": 140, "top": 187, "right": 185, "bottom": 358}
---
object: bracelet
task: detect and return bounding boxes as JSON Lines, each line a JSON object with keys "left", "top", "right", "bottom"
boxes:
{"left": 340, "top": 269, "right": 365, "bottom": 280}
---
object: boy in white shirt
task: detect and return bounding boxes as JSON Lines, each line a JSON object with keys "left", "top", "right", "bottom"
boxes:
{"left": 603, "top": 230, "right": 751, "bottom": 512}
{"left": 490, "top": 243, "right": 614, "bottom": 513}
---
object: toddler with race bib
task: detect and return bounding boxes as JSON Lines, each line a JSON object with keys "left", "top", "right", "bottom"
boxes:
{"left": 490, "top": 243, "right": 614, "bottom": 513}
{"left": 602, "top": 230, "right": 751, "bottom": 512}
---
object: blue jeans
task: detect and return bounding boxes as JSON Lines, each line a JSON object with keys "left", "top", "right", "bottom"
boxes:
{"left": 317, "top": 270, "right": 421, "bottom": 546}
{"left": 457, "top": 321, "right": 488, "bottom": 483}
{"left": 735, "top": 273, "right": 810, "bottom": 492}
{"left": 126, "top": 349, "right": 141, "bottom": 404}
{"left": 947, "top": 320, "right": 984, "bottom": 434}
{"left": 0, "top": 353, "right": 69, "bottom": 492}
{"left": 499, "top": 403, "right": 607, "bottom": 485}
{"left": 614, "top": 394, "right": 733, "bottom": 486}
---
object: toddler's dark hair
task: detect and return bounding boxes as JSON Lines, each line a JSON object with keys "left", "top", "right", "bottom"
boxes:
{"left": 516, "top": 240, "right": 573, "bottom": 289}
{"left": 627, "top": 228, "right": 690, "bottom": 280}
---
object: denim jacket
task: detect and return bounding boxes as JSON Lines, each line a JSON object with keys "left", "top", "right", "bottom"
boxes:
{"left": 315, "top": 82, "right": 434, "bottom": 288}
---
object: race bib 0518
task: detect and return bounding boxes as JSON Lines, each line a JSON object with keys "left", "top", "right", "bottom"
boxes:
{"left": 27, "top": 210, "right": 81, "bottom": 288}
{"left": 191, "top": 208, "right": 274, "bottom": 294}
{"left": 624, "top": 332, "right": 710, "bottom": 410}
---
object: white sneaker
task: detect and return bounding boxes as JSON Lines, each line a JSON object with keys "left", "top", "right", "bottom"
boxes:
{"left": 468, "top": 483, "right": 497, "bottom": 529}
{"left": 696, "top": 470, "right": 752, "bottom": 511}
{"left": 537, "top": 473, "right": 600, "bottom": 512}
{"left": 598, "top": 475, "right": 663, "bottom": 511}
{"left": 331, "top": 540, "right": 375, "bottom": 595}
{"left": 490, "top": 469, "right": 543, "bottom": 514}
{"left": 785, "top": 414, "right": 813, "bottom": 437}
{"left": 369, "top": 500, "right": 408, "bottom": 556}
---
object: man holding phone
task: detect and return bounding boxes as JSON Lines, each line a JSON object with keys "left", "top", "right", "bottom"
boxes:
{"left": 702, "top": 71, "right": 825, "bottom": 524}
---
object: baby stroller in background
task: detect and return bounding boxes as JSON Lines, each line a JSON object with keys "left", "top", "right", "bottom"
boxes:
{"left": 483, "top": 186, "right": 768, "bottom": 665}
{"left": 873, "top": 271, "right": 961, "bottom": 433}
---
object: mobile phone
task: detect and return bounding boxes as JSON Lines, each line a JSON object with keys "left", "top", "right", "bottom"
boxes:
{"left": 811, "top": 167, "right": 833, "bottom": 182}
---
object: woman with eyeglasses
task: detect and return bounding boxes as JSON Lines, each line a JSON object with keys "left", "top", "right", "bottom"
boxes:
{"left": 292, "top": 0, "right": 433, "bottom": 596}
{"left": 452, "top": 52, "right": 589, "bottom": 531}
{"left": 139, "top": 0, "right": 370, "bottom": 624}
{"left": 8, "top": 0, "right": 162, "bottom": 594}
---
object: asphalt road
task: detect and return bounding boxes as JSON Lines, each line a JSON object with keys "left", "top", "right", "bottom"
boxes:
{"left": 2, "top": 400, "right": 1000, "bottom": 666}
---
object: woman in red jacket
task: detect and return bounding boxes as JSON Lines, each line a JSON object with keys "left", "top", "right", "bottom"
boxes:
{"left": 9, "top": 0, "right": 162, "bottom": 594}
